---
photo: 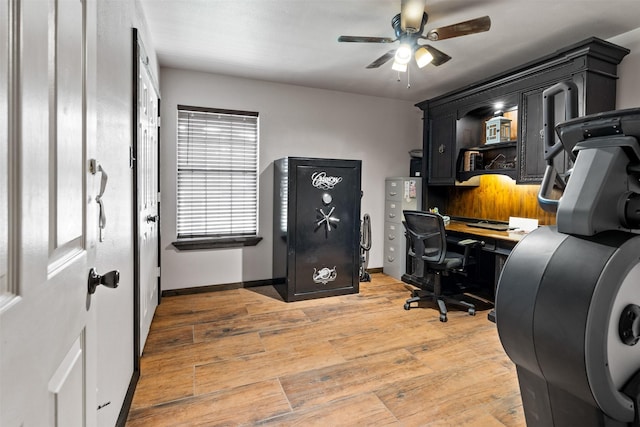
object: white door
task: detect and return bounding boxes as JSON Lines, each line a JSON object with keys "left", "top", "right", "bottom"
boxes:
{"left": 136, "top": 42, "right": 160, "bottom": 352}
{"left": 0, "top": 0, "right": 99, "bottom": 425}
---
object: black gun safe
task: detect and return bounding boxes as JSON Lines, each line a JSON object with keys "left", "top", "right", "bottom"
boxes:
{"left": 273, "top": 157, "right": 362, "bottom": 302}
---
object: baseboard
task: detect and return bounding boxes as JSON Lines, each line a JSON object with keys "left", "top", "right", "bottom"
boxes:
{"left": 160, "top": 269, "right": 383, "bottom": 298}
{"left": 161, "top": 277, "right": 286, "bottom": 297}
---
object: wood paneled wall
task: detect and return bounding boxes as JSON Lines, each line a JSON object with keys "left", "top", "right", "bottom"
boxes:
{"left": 445, "top": 175, "right": 559, "bottom": 225}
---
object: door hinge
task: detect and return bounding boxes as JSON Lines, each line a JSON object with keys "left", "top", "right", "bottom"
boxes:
{"left": 156, "top": 266, "right": 161, "bottom": 277}
{"left": 157, "top": 191, "right": 161, "bottom": 203}
{"left": 129, "top": 146, "right": 136, "bottom": 169}
{"left": 157, "top": 116, "right": 161, "bottom": 127}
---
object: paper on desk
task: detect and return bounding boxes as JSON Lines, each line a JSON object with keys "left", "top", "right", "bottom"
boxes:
{"left": 509, "top": 217, "right": 538, "bottom": 233}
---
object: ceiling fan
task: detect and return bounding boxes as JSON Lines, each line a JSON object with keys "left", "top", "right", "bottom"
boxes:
{"left": 338, "top": 0, "right": 491, "bottom": 72}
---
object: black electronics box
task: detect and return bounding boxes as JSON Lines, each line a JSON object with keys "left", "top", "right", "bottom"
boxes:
{"left": 410, "top": 158, "right": 422, "bottom": 177}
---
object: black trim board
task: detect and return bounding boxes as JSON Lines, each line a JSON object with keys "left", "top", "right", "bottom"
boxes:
{"left": 160, "top": 268, "right": 384, "bottom": 297}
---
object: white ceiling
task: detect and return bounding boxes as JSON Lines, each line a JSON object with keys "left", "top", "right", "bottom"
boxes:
{"left": 138, "top": 0, "right": 640, "bottom": 103}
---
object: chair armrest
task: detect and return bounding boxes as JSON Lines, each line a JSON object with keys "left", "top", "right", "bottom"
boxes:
{"left": 457, "top": 239, "right": 485, "bottom": 269}
{"left": 458, "top": 238, "right": 484, "bottom": 247}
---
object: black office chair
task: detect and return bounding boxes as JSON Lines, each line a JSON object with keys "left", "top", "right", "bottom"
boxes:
{"left": 402, "top": 210, "right": 481, "bottom": 322}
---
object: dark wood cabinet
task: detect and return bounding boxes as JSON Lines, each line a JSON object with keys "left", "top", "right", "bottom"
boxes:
{"left": 417, "top": 37, "right": 629, "bottom": 186}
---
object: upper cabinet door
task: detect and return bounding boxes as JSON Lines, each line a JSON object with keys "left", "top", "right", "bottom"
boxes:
{"left": 517, "top": 70, "right": 619, "bottom": 184}
{"left": 519, "top": 85, "right": 578, "bottom": 183}
{"left": 519, "top": 88, "right": 546, "bottom": 183}
{"left": 427, "top": 113, "right": 456, "bottom": 186}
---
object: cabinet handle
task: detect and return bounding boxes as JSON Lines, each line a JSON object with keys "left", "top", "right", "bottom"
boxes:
{"left": 438, "top": 144, "right": 446, "bottom": 154}
{"left": 388, "top": 191, "right": 397, "bottom": 196}
{"left": 387, "top": 256, "right": 395, "bottom": 262}
{"left": 388, "top": 213, "right": 396, "bottom": 218}
{"left": 388, "top": 234, "right": 395, "bottom": 240}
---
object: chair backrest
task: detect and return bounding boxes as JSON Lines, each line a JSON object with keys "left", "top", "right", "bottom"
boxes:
{"left": 403, "top": 210, "right": 448, "bottom": 265}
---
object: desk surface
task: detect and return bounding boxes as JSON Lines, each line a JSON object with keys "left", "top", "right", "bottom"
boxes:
{"left": 446, "top": 220, "right": 525, "bottom": 243}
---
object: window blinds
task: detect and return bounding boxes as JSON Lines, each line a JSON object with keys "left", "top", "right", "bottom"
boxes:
{"left": 176, "top": 106, "right": 258, "bottom": 239}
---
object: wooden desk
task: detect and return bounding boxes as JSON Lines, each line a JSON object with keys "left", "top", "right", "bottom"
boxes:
{"left": 445, "top": 220, "right": 525, "bottom": 255}
{"left": 445, "top": 220, "right": 527, "bottom": 301}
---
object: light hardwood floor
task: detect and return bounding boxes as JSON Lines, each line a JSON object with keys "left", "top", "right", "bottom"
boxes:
{"left": 126, "top": 273, "right": 525, "bottom": 426}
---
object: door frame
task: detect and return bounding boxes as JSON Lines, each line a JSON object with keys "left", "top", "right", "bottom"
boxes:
{"left": 117, "top": 28, "right": 161, "bottom": 424}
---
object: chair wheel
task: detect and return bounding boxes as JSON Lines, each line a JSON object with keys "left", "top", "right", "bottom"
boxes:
{"left": 468, "top": 308, "right": 476, "bottom": 316}
{"left": 439, "top": 314, "right": 447, "bottom": 322}
{"left": 404, "top": 303, "right": 411, "bottom": 310}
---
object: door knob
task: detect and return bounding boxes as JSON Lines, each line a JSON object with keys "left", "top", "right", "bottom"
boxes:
{"left": 88, "top": 268, "right": 120, "bottom": 294}
{"left": 146, "top": 214, "right": 159, "bottom": 223}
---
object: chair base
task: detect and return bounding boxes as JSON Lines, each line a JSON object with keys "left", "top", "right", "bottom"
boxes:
{"left": 403, "top": 288, "right": 476, "bottom": 322}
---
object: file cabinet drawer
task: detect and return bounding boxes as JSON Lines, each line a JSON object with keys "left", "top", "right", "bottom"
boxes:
{"left": 385, "top": 222, "right": 405, "bottom": 244}
{"left": 385, "top": 179, "right": 403, "bottom": 202}
{"left": 385, "top": 243, "right": 400, "bottom": 264}
{"left": 383, "top": 221, "right": 407, "bottom": 280}
{"left": 385, "top": 201, "right": 403, "bottom": 224}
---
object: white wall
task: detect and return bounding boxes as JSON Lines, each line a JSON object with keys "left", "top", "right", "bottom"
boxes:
{"left": 159, "top": 68, "right": 422, "bottom": 290}
{"left": 95, "top": 1, "right": 158, "bottom": 425}
{"left": 612, "top": 28, "right": 640, "bottom": 109}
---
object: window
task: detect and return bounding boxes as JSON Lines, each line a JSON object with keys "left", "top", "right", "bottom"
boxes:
{"left": 175, "top": 105, "right": 260, "bottom": 249}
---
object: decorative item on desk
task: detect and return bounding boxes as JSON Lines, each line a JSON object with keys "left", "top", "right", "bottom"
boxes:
{"left": 428, "top": 207, "right": 449, "bottom": 225}
{"left": 485, "top": 111, "right": 512, "bottom": 144}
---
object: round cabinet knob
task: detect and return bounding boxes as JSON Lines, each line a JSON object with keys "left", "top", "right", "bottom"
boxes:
{"left": 322, "top": 193, "right": 332, "bottom": 205}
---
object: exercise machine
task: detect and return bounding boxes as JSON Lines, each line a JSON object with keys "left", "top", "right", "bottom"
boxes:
{"left": 496, "top": 81, "right": 640, "bottom": 426}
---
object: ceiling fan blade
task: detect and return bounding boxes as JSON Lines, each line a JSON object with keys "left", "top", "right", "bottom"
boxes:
{"left": 422, "top": 45, "right": 452, "bottom": 66}
{"left": 366, "top": 50, "right": 396, "bottom": 69}
{"left": 425, "top": 15, "right": 491, "bottom": 41}
{"left": 338, "top": 35, "right": 396, "bottom": 43}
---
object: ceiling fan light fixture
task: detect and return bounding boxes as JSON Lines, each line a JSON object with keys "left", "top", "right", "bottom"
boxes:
{"left": 401, "top": 0, "right": 426, "bottom": 33}
{"left": 415, "top": 47, "right": 433, "bottom": 68}
{"left": 392, "top": 61, "right": 408, "bottom": 72}
{"left": 394, "top": 43, "right": 412, "bottom": 65}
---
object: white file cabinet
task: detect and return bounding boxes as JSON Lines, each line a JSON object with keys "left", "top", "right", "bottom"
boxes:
{"left": 383, "top": 177, "right": 422, "bottom": 280}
